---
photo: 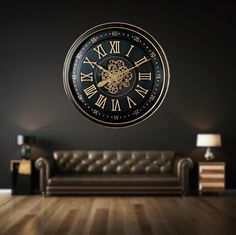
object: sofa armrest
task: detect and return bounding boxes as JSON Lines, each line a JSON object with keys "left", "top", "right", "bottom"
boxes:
{"left": 173, "top": 157, "right": 193, "bottom": 195}
{"left": 35, "top": 157, "right": 53, "bottom": 195}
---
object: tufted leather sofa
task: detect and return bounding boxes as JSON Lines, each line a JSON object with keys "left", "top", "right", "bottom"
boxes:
{"left": 35, "top": 150, "right": 193, "bottom": 196}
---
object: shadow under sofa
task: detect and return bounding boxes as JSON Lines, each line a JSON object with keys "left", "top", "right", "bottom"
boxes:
{"left": 35, "top": 150, "right": 193, "bottom": 196}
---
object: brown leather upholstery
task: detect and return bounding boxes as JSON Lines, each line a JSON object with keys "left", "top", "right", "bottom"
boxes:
{"left": 35, "top": 150, "right": 193, "bottom": 196}
{"left": 48, "top": 175, "right": 179, "bottom": 187}
{"left": 53, "top": 151, "right": 174, "bottom": 174}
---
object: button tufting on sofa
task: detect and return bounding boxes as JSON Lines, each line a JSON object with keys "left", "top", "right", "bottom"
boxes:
{"left": 35, "top": 150, "right": 193, "bottom": 196}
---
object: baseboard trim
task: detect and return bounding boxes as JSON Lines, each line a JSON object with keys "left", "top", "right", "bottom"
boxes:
{"left": 0, "top": 189, "right": 235, "bottom": 195}
{"left": 0, "top": 189, "right": 11, "bottom": 194}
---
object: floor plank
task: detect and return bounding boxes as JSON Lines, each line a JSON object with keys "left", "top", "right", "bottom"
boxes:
{"left": 107, "top": 197, "right": 124, "bottom": 235}
{"left": 56, "top": 209, "right": 79, "bottom": 234}
{"left": 134, "top": 203, "right": 153, "bottom": 235}
{"left": 0, "top": 195, "right": 236, "bottom": 235}
{"left": 89, "top": 208, "right": 109, "bottom": 235}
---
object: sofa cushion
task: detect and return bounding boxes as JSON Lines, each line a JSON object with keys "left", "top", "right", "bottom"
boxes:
{"left": 53, "top": 151, "right": 174, "bottom": 175}
{"left": 47, "top": 174, "right": 179, "bottom": 187}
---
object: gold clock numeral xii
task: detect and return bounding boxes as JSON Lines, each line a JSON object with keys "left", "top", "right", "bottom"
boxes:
{"left": 110, "top": 41, "right": 120, "bottom": 54}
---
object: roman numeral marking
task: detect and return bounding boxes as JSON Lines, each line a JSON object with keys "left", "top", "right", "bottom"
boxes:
{"left": 95, "top": 94, "right": 107, "bottom": 109}
{"left": 93, "top": 44, "right": 107, "bottom": 59}
{"left": 80, "top": 72, "right": 93, "bottom": 82}
{"left": 138, "top": 72, "right": 152, "bottom": 81}
{"left": 111, "top": 99, "right": 121, "bottom": 111}
{"left": 127, "top": 96, "right": 137, "bottom": 109}
{"left": 110, "top": 41, "right": 120, "bottom": 54}
{"left": 134, "top": 56, "right": 148, "bottom": 67}
{"left": 83, "top": 57, "right": 96, "bottom": 68}
{"left": 135, "top": 84, "right": 148, "bottom": 98}
{"left": 125, "top": 45, "right": 134, "bottom": 57}
{"left": 84, "top": 84, "right": 98, "bottom": 99}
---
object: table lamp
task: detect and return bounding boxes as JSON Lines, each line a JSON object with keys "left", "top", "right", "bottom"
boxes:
{"left": 196, "top": 134, "right": 221, "bottom": 161}
{"left": 17, "top": 135, "right": 36, "bottom": 160}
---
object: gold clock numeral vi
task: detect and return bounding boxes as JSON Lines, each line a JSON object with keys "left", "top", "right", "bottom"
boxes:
{"left": 84, "top": 84, "right": 98, "bottom": 99}
{"left": 93, "top": 44, "right": 107, "bottom": 59}
{"left": 95, "top": 94, "right": 107, "bottom": 109}
{"left": 83, "top": 57, "right": 96, "bottom": 69}
{"left": 127, "top": 96, "right": 137, "bottom": 109}
{"left": 134, "top": 56, "right": 148, "bottom": 67}
{"left": 135, "top": 84, "right": 148, "bottom": 98}
{"left": 125, "top": 45, "right": 134, "bottom": 57}
{"left": 80, "top": 72, "right": 93, "bottom": 82}
{"left": 111, "top": 99, "right": 121, "bottom": 111}
{"left": 110, "top": 41, "right": 120, "bottom": 54}
{"left": 138, "top": 72, "right": 152, "bottom": 81}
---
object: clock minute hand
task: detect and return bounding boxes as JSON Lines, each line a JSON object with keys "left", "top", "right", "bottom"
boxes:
{"left": 118, "top": 58, "right": 151, "bottom": 77}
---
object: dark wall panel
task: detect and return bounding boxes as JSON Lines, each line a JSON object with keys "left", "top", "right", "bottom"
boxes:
{"left": 0, "top": 1, "right": 235, "bottom": 191}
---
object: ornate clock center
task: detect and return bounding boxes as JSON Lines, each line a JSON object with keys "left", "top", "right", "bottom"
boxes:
{"left": 101, "top": 59, "right": 133, "bottom": 94}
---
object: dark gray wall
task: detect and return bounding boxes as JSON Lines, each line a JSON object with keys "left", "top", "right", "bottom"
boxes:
{"left": 0, "top": 1, "right": 235, "bottom": 191}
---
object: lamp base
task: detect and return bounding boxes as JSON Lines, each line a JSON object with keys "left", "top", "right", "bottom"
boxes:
{"left": 20, "top": 145, "right": 31, "bottom": 160}
{"left": 204, "top": 147, "right": 214, "bottom": 161}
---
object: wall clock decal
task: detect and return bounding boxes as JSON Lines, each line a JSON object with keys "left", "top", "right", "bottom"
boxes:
{"left": 63, "top": 22, "right": 170, "bottom": 127}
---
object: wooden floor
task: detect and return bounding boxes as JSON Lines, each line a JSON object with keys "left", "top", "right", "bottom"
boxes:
{"left": 0, "top": 194, "right": 236, "bottom": 235}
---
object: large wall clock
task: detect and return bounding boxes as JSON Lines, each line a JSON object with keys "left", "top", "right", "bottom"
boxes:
{"left": 63, "top": 22, "right": 170, "bottom": 127}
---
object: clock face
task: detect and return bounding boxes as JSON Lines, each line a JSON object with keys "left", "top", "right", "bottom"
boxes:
{"left": 63, "top": 22, "right": 170, "bottom": 127}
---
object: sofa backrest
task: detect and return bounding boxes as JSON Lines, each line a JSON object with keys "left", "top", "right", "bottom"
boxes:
{"left": 53, "top": 151, "right": 175, "bottom": 175}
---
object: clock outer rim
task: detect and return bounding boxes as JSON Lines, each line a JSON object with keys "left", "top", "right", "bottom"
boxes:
{"left": 63, "top": 22, "right": 170, "bottom": 128}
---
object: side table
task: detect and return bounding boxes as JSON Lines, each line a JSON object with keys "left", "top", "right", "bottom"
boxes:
{"left": 10, "top": 160, "right": 34, "bottom": 195}
{"left": 198, "top": 162, "right": 225, "bottom": 195}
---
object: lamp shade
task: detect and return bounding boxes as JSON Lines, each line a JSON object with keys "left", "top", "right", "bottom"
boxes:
{"left": 196, "top": 134, "right": 221, "bottom": 147}
{"left": 17, "top": 135, "right": 36, "bottom": 145}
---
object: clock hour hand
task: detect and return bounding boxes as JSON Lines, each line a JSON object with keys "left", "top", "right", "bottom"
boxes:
{"left": 97, "top": 73, "right": 119, "bottom": 87}
{"left": 91, "top": 62, "right": 116, "bottom": 88}
{"left": 97, "top": 79, "right": 110, "bottom": 87}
